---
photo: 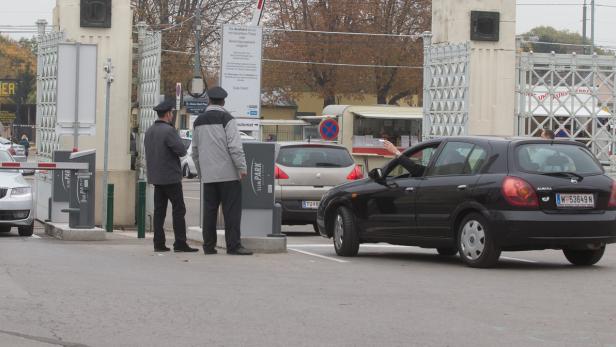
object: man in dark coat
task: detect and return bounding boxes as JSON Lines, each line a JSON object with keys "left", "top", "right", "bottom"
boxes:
{"left": 144, "top": 99, "right": 198, "bottom": 253}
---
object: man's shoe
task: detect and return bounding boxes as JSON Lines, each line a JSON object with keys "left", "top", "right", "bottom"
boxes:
{"left": 154, "top": 246, "right": 171, "bottom": 252}
{"left": 227, "top": 247, "right": 253, "bottom": 255}
{"left": 203, "top": 248, "right": 218, "bottom": 255}
{"left": 174, "top": 245, "right": 199, "bottom": 252}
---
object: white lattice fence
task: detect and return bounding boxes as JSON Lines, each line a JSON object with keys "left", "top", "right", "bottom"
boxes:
{"left": 137, "top": 30, "right": 161, "bottom": 178}
{"left": 36, "top": 31, "right": 65, "bottom": 160}
{"left": 423, "top": 33, "right": 470, "bottom": 138}
{"left": 517, "top": 52, "right": 616, "bottom": 162}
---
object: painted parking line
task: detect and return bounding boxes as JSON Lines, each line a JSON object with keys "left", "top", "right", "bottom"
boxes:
{"left": 184, "top": 197, "right": 201, "bottom": 200}
{"left": 501, "top": 256, "right": 538, "bottom": 264}
{"left": 31, "top": 235, "right": 41, "bottom": 239}
{"left": 288, "top": 248, "right": 349, "bottom": 263}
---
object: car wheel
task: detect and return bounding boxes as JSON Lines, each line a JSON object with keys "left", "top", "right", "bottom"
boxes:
{"left": 457, "top": 213, "right": 501, "bottom": 268}
{"left": 312, "top": 223, "right": 320, "bottom": 235}
{"left": 563, "top": 246, "right": 605, "bottom": 266}
{"left": 332, "top": 206, "right": 359, "bottom": 257}
{"left": 18, "top": 224, "right": 34, "bottom": 237}
{"left": 436, "top": 247, "right": 458, "bottom": 256}
{"left": 0, "top": 225, "right": 11, "bottom": 233}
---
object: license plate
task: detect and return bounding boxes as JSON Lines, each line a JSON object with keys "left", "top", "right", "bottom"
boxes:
{"left": 302, "top": 201, "right": 320, "bottom": 209}
{"left": 555, "top": 193, "right": 594, "bottom": 208}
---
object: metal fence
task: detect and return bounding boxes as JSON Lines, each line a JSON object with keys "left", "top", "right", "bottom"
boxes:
{"left": 516, "top": 52, "right": 616, "bottom": 163}
{"left": 422, "top": 32, "right": 470, "bottom": 139}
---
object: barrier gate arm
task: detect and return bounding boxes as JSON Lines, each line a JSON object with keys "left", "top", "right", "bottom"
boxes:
{"left": 0, "top": 162, "right": 89, "bottom": 171}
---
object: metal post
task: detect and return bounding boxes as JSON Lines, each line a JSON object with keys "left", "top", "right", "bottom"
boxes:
{"left": 102, "top": 58, "right": 114, "bottom": 230}
{"left": 591, "top": 0, "right": 595, "bottom": 54}
{"left": 194, "top": 8, "right": 202, "bottom": 82}
{"left": 106, "top": 184, "right": 114, "bottom": 232}
{"left": 136, "top": 22, "right": 147, "bottom": 181}
{"left": 73, "top": 43, "right": 81, "bottom": 151}
{"left": 137, "top": 180, "right": 146, "bottom": 238}
{"left": 583, "top": 0, "right": 587, "bottom": 54}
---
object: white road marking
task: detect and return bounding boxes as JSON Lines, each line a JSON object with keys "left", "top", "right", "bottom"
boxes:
{"left": 288, "top": 248, "right": 349, "bottom": 263}
{"left": 31, "top": 235, "right": 41, "bottom": 239}
{"left": 501, "top": 256, "right": 538, "bottom": 264}
{"left": 289, "top": 243, "right": 410, "bottom": 249}
{"left": 184, "top": 197, "right": 201, "bottom": 200}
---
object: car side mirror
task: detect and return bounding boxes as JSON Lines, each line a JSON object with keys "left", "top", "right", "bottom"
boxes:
{"left": 368, "top": 168, "right": 384, "bottom": 181}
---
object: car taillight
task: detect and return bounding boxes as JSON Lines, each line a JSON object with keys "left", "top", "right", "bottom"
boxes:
{"left": 275, "top": 165, "right": 289, "bottom": 179}
{"left": 502, "top": 176, "right": 538, "bottom": 208}
{"left": 8, "top": 147, "right": 16, "bottom": 155}
{"left": 346, "top": 165, "right": 364, "bottom": 180}
{"left": 608, "top": 181, "right": 616, "bottom": 207}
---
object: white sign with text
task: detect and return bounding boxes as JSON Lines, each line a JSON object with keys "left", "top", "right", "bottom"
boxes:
{"left": 220, "top": 24, "right": 262, "bottom": 119}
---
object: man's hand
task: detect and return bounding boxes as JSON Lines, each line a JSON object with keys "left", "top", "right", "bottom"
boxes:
{"left": 382, "top": 140, "right": 401, "bottom": 156}
{"left": 240, "top": 172, "right": 247, "bottom": 180}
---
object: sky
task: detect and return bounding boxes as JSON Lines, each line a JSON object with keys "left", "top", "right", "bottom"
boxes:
{"left": 0, "top": 0, "right": 615, "bottom": 48}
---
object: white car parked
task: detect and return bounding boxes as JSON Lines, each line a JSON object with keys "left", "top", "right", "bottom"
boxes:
{"left": 181, "top": 132, "right": 256, "bottom": 179}
{"left": 0, "top": 150, "right": 34, "bottom": 236}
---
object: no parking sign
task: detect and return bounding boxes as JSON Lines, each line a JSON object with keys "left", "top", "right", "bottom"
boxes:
{"left": 319, "top": 118, "right": 339, "bottom": 141}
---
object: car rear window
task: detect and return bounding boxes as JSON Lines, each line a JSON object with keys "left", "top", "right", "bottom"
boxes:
{"left": 515, "top": 143, "right": 603, "bottom": 175}
{"left": 277, "top": 146, "right": 354, "bottom": 168}
{"left": 0, "top": 151, "right": 12, "bottom": 162}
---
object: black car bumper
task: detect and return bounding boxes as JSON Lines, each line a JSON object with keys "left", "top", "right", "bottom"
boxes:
{"left": 278, "top": 200, "right": 318, "bottom": 225}
{"left": 491, "top": 210, "right": 616, "bottom": 250}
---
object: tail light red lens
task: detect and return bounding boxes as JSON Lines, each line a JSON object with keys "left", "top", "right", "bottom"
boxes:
{"left": 502, "top": 176, "right": 538, "bottom": 208}
{"left": 608, "top": 181, "right": 616, "bottom": 207}
{"left": 8, "top": 147, "right": 16, "bottom": 155}
{"left": 274, "top": 165, "right": 289, "bottom": 179}
{"left": 346, "top": 165, "right": 364, "bottom": 180}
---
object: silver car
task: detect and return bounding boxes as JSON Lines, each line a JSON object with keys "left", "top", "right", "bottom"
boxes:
{"left": 0, "top": 150, "right": 34, "bottom": 236}
{"left": 0, "top": 137, "right": 26, "bottom": 162}
{"left": 275, "top": 142, "right": 362, "bottom": 232}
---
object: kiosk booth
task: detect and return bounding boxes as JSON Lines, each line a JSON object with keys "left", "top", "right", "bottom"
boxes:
{"left": 321, "top": 105, "right": 424, "bottom": 171}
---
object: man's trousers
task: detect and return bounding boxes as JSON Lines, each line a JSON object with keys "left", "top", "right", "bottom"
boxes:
{"left": 202, "top": 180, "right": 242, "bottom": 251}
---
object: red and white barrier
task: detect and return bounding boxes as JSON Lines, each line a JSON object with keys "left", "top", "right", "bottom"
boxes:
{"left": 0, "top": 162, "right": 89, "bottom": 171}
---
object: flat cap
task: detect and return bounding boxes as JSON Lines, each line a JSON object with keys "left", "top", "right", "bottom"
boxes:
{"left": 207, "top": 86, "right": 228, "bottom": 100}
{"left": 153, "top": 99, "right": 175, "bottom": 112}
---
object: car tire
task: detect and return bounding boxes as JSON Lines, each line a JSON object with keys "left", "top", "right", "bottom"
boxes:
{"left": 332, "top": 206, "right": 359, "bottom": 257}
{"left": 312, "top": 223, "right": 320, "bottom": 235}
{"left": 563, "top": 246, "right": 605, "bottom": 266}
{"left": 18, "top": 224, "right": 34, "bottom": 237}
{"left": 436, "top": 247, "right": 458, "bottom": 256}
{"left": 457, "top": 213, "right": 501, "bottom": 268}
{"left": 0, "top": 225, "right": 11, "bottom": 233}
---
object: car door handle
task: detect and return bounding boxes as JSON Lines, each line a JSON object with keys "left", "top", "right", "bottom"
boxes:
{"left": 405, "top": 187, "right": 415, "bottom": 192}
{"left": 457, "top": 185, "right": 467, "bottom": 190}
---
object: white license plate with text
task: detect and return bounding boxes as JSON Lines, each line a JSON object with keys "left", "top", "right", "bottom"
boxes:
{"left": 555, "top": 193, "right": 594, "bottom": 208}
{"left": 302, "top": 201, "right": 320, "bottom": 209}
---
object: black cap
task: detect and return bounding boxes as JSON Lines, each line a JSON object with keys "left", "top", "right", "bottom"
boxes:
{"left": 207, "top": 86, "right": 228, "bottom": 100}
{"left": 153, "top": 99, "right": 175, "bottom": 113}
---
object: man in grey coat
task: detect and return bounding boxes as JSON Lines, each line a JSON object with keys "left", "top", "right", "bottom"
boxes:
{"left": 144, "top": 99, "right": 198, "bottom": 253}
{"left": 192, "top": 87, "right": 252, "bottom": 255}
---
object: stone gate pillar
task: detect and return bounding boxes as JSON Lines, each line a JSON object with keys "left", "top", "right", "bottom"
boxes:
{"left": 53, "top": 0, "right": 135, "bottom": 226}
{"left": 432, "top": 0, "right": 516, "bottom": 136}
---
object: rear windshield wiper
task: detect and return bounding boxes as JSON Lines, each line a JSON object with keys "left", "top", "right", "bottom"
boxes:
{"left": 315, "top": 162, "right": 341, "bottom": 167}
{"left": 539, "top": 171, "right": 584, "bottom": 181}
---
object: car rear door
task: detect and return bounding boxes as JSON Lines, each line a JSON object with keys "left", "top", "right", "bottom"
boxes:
{"left": 415, "top": 141, "right": 489, "bottom": 239}
{"left": 513, "top": 142, "right": 611, "bottom": 213}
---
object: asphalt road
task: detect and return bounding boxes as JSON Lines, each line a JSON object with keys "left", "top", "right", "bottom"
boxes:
{"left": 1, "top": 223, "right": 616, "bottom": 347}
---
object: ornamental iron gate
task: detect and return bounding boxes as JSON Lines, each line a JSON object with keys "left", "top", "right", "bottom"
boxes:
{"left": 516, "top": 52, "right": 616, "bottom": 163}
{"left": 422, "top": 32, "right": 470, "bottom": 139}
{"left": 136, "top": 27, "right": 161, "bottom": 180}
{"left": 36, "top": 31, "right": 66, "bottom": 160}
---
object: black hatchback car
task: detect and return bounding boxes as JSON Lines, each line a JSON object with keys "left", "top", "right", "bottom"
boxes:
{"left": 316, "top": 136, "right": 616, "bottom": 267}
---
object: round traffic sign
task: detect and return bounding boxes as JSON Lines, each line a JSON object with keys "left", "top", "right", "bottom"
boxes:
{"left": 319, "top": 118, "right": 339, "bottom": 140}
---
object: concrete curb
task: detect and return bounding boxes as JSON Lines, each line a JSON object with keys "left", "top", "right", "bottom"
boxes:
{"left": 45, "top": 223, "right": 106, "bottom": 241}
{"left": 187, "top": 227, "right": 286, "bottom": 253}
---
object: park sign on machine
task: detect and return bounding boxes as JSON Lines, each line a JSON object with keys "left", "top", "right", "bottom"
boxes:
{"left": 220, "top": 24, "right": 262, "bottom": 120}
